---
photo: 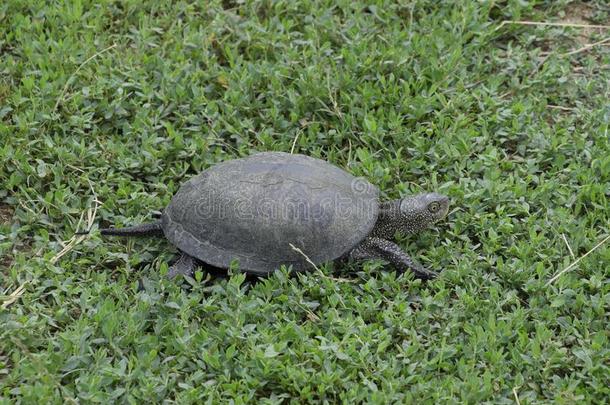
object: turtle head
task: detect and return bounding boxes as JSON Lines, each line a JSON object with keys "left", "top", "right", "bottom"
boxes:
{"left": 397, "top": 192, "right": 449, "bottom": 234}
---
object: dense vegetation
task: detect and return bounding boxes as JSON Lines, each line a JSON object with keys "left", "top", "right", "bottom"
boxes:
{"left": 1, "top": 0, "right": 608, "bottom": 403}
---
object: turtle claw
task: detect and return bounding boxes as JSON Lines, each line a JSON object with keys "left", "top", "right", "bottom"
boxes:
{"left": 414, "top": 268, "right": 439, "bottom": 280}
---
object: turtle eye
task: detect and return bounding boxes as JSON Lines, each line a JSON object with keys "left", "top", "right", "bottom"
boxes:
{"left": 428, "top": 201, "right": 440, "bottom": 213}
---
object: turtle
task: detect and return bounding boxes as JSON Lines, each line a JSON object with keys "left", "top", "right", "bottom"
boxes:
{"left": 100, "top": 152, "right": 449, "bottom": 280}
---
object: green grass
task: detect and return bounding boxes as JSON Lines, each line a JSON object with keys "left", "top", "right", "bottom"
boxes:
{"left": 1, "top": 0, "right": 609, "bottom": 403}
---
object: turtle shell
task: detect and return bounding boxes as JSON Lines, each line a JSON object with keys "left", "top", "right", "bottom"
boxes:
{"left": 161, "top": 152, "right": 379, "bottom": 275}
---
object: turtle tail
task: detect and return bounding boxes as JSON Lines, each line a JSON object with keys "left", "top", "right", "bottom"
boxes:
{"left": 100, "top": 220, "right": 164, "bottom": 237}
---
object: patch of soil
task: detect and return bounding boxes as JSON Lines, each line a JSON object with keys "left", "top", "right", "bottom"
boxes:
{"left": 558, "top": 2, "right": 599, "bottom": 46}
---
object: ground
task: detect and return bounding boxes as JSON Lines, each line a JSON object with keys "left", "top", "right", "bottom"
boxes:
{"left": 1, "top": 0, "right": 609, "bottom": 403}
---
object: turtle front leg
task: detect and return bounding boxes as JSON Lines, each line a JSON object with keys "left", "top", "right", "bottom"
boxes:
{"left": 350, "top": 237, "right": 438, "bottom": 280}
{"left": 168, "top": 252, "right": 198, "bottom": 279}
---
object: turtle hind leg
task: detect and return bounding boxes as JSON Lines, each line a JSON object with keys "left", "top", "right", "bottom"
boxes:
{"left": 168, "top": 252, "right": 198, "bottom": 279}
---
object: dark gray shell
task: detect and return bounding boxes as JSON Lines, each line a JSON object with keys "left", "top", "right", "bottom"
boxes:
{"left": 160, "top": 152, "right": 379, "bottom": 275}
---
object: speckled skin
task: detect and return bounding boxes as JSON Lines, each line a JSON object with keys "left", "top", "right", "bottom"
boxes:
{"left": 349, "top": 193, "right": 450, "bottom": 280}
{"left": 167, "top": 252, "right": 196, "bottom": 279}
